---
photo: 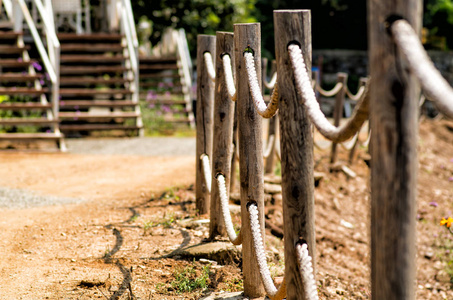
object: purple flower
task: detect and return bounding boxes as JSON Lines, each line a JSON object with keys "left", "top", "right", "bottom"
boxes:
{"left": 60, "top": 101, "right": 65, "bottom": 105}
{"left": 46, "top": 129, "right": 51, "bottom": 133}
{"left": 164, "top": 91, "right": 171, "bottom": 98}
{"left": 146, "top": 90, "right": 157, "bottom": 101}
{"left": 449, "top": 177, "right": 453, "bottom": 182}
{"left": 168, "top": 82, "right": 174, "bottom": 87}
{"left": 158, "top": 82, "right": 165, "bottom": 88}
{"left": 39, "top": 79, "right": 45, "bottom": 85}
{"left": 161, "top": 105, "right": 171, "bottom": 113}
{"left": 74, "top": 105, "right": 79, "bottom": 110}
{"left": 32, "top": 61, "right": 42, "bottom": 71}
{"left": 45, "top": 73, "right": 50, "bottom": 80}
{"left": 17, "top": 57, "right": 23, "bottom": 62}
{"left": 148, "top": 103, "right": 155, "bottom": 109}
{"left": 429, "top": 201, "right": 438, "bottom": 207}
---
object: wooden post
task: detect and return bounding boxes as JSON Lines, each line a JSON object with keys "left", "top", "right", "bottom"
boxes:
{"left": 330, "top": 73, "right": 347, "bottom": 165}
{"left": 274, "top": 10, "right": 315, "bottom": 300}
{"left": 196, "top": 35, "right": 216, "bottom": 215}
{"left": 234, "top": 23, "right": 265, "bottom": 298}
{"left": 230, "top": 109, "right": 238, "bottom": 192}
{"left": 265, "top": 61, "right": 278, "bottom": 175}
{"left": 348, "top": 77, "right": 369, "bottom": 164}
{"left": 368, "top": 1, "right": 421, "bottom": 299}
{"left": 209, "top": 32, "right": 235, "bottom": 238}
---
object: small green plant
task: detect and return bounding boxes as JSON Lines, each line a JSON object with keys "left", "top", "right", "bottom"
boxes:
{"left": 225, "top": 277, "right": 243, "bottom": 292}
{"left": 171, "top": 264, "right": 210, "bottom": 294}
{"left": 438, "top": 217, "right": 453, "bottom": 283}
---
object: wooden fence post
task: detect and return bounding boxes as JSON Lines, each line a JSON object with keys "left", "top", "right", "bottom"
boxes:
{"left": 196, "top": 35, "right": 216, "bottom": 215}
{"left": 274, "top": 10, "right": 315, "bottom": 300}
{"left": 265, "top": 60, "right": 278, "bottom": 175}
{"left": 234, "top": 23, "right": 265, "bottom": 298}
{"left": 368, "top": 1, "right": 421, "bottom": 299}
{"left": 348, "top": 77, "right": 369, "bottom": 164}
{"left": 209, "top": 32, "right": 235, "bottom": 238}
{"left": 330, "top": 72, "right": 347, "bottom": 165}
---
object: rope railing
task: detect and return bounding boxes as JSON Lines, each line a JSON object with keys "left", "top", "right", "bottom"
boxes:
{"left": 288, "top": 44, "right": 370, "bottom": 143}
{"left": 346, "top": 85, "right": 366, "bottom": 101}
{"left": 315, "top": 82, "right": 343, "bottom": 97}
{"left": 264, "top": 72, "right": 278, "bottom": 89}
{"left": 248, "top": 202, "right": 287, "bottom": 300}
{"left": 390, "top": 19, "right": 453, "bottom": 118}
{"left": 263, "top": 135, "right": 275, "bottom": 159}
{"left": 204, "top": 52, "right": 216, "bottom": 82}
{"left": 244, "top": 52, "right": 280, "bottom": 118}
{"left": 222, "top": 54, "right": 238, "bottom": 101}
{"left": 200, "top": 154, "right": 212, "bottom": 193}
{"left": 295, "top": 243, "right": 319, "bottom": 300}
{"left": 216, "top": 174, "right": 242, "bottom": 245}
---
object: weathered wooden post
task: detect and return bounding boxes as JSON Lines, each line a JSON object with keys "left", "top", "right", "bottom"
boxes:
{"left": 348, "top": 77, "right": 369, "bottom": 164}
{"left": 209, "top": 32, "right": 235, "bottom": 238}
{"left": 368, "top": 1, "right": 420, "bottom": 299}
{"left": 274, "top": 10, "right": 315, "bottom": 299}
{"left": 196, "top": 35, "right": 216, "bottom": 214}
{"left": 265, "top": 60, "right": 279, "bottom": 175}
{"left": 234, "top": 23, "right": 266, "bottom": 298}
{"left": 330, "top": 72, "right": 347, "bottom": 164}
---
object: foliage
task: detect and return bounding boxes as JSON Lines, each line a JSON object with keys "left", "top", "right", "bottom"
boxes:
{"left": 171, "top": 263, "right": 211, "bottom": 294}
{"left": 424, "top": 0, "right": 453, "bottom": 49}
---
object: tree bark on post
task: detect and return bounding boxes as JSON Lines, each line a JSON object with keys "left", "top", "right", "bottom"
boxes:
{"left": 348, "top": 77, "right": 369, "bottom": 164}
{"left": 330, "top": 72, "right": 347, "bottom": 165}
{"left": 368, "top": 1, "right": 421, "bottom": 299}
{"left": 196, "top": 35, "right": 216, "bottom": 215}
{"left": 209, "top": 32, "right": 235, "bottom": 238}
{"left": 274, "top": 10, "right": 315, "bottom": 300}
{"left": 234, "top": 23, "right": 265, "bottom": 298}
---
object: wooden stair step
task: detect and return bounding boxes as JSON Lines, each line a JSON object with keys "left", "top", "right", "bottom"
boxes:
{"left": 0, "top": 45, "right": 30, "bottom": 53}
{"left": 60, "top": 88, "right": 133, "bottom": 96}
{"left": 60, "top": 44, "right": 124, "bottom": 52}
{"left": 0, "top": 132, "right": 63, "bottom": 140}
{"left": 140, "top": 81, "right": 182, "bottom": 88}
{"left": 60, "top": 55, "right": 128, "bottom": 63}
{"left": 60, "top": 66, "right": 129, "bottom": 74}
{"left": 60, "top": 100, "right": 136, "bottom": 108}
{"left": 0, "top": 59, "right": 36, "bottom": 67}
{"left": 0, "top": 74, "right": 42, "bottom": 82}
{"left": 0, "top": 31, "right": 22, "bottom": 39}
{"left": 60, "top": 77, "right": 132, "bottom": 85}
{"left": 59, "top": 112, "right": 139, "bottom": 120}
{"left": 139, "top": 64, "right": 179, "bottom": 71}
{"left": 163, "top": 116, "right": 192, "bottom": 123}
{"left": 0, "top": 88, "right": 49, "bottom": 95}
{"left": 60, "top": 124, "right": 142, "bottom": 131}
{"left": 0, "top": 118, "right": 58, "bottom": 125}
{"left": 144, "top": 99, "right": 188, "bottom": 105}
{"left": 0, "top": 103, "right": 52, "bottom": 110}
{"left": 58, "top": 33, "right": 123, "bottom": 41}
{"left": 139, "top": 56, "right": 178, "bottom": 63}
{"left": 140, "top": 73, "right": 180, "bottom": 79}
{"left": 0, "top": 21, "right": 14, "bottom": 29}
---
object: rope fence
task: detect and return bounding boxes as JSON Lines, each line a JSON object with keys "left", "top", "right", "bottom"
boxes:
{"left": 194, "top": 5, "right": 453, "bottom": 300}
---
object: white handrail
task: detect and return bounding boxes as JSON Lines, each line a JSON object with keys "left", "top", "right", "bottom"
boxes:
{"left": 121, "top": 8, "right": 138, "bottom": 72}
{"left": 2, "top": 0, "right": 14, "bottom": 19}
{"left": 31, "top": 0, "right": 60, "bottom": 49}
{"left": 176, "top": 29, "right": 193, "bottom": 98}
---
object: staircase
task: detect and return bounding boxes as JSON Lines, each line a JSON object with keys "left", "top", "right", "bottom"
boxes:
{"left": 58, "top": 33, "right": 143, "bottom": 136}
{"left": 0, "top": 30, "right": 65, "bottom": 149}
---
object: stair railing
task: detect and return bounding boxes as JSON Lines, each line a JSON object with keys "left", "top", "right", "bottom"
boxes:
{"left": 2, "top": 0, "right": 14, "bottom": 19}
{"left": 119, "top": 0, "right": 142, "bottom": 135}
{"left": 10, "top": 0, "right": 60, "bottom": 132}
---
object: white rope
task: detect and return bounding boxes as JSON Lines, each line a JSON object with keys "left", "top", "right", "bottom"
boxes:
{"left": 264, "top": 72, "right": 277, "bottom": 89}
{"left": 315, "top": 82, "right": 343, "bottom": 97}
{"left": 222, "top": 54, "right": 237, "bottom": 101}
{"left": 263, "top": 135, "right": 275, "bottom": 159}
{"left": 340, "top": 131, "right": 359, "bottom": 151}
{"left": 391, "top": 19, "right": 453, "bottom": 118}
{"left": 248, "top": 203, "right": 286, "bottom": 300}
{"left": 200, "top": 154, "right": 212, "bottom": 193}
{"left": 419, "top": 94, "right": 426, "bottom": 108}
{"left": 295, "top": 243, "right": 319, "bottom": 300}
{"left": 346, "top": 85, "right": 366, "bottom": 101}
{"left": 288, "top": 44, "right": 369, "bottom": 143}
{"left": 204, "top": 52, "right": 216, "bottom": 82}
{"left": 217, "top": 174, "right": 242, "bottom": 245}
{"left": 244, "top": 52, "right": 280, "bottom": 118}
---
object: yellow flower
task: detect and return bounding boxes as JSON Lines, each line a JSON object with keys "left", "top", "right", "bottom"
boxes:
{"left": 440, "top": 217, "right": 453, "bottom": 228}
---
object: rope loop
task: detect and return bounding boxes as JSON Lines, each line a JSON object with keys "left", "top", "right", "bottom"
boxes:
{"left": 204, "top": 52, "right": 216, "bottom": 82}
{"left": 295, "top": 242, "right": 319, "bottom": 300}
{"left": 244, "top": 52, "right": 280, "bottom": 118}
{"left": 222, "top": 54, "right": 238, "bottom": 101}
{"left": 390, "top": 19, "right": 453, "bottom": 118}
{"left": 264, "top": 72, "right": 278, "bottom": 89}
{"left": 315, "top": 82, "right": 343, "bottom": 97}
{"left": 288, "top": 43, "right": 370, "bottom": 143}
{"left": 200, "top": 154, "right": 212, "bottom": 193}
{"left": 216, "top": 174, "right": 242, "bottom": 245}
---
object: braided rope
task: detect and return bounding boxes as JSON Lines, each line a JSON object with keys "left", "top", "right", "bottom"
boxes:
{"left": 295, "top": 243, "right": 319, "bottom": 300}
{"left": 216, "top": 174, "right": 242, "bottom": 245}
{"left": 346, "top": 85, "right": 366, "bottom": 101}
{"left": 263, "top": 135, "right": 275, "bottom": 159}
{"left": 244, "top": 52, "right": 280, "bottom": 118}
{"left": 200, "top": 154, "right": 212, "bottom": 193}
{"left": 264, "top": 72, "right": 278, "bottom": 89}
{"left": 391, "top": 19, "right": 453, "bottom": 118}
{"left": 340, "top": 131, "right": 359, "bottom": 151}
{"left": 248, "top": 203, "right": 286, "bottom": 300}
{"left": 222, "top": 54, "right": 238, "bottom": 101}
{"left": 204, "top": 52, "right": 216, "bottom": 82}
{"left": 288, "top": 44, "right": 370, "bottom": 143}
{"left": 315, "top": 82, "right": 343, "bottom": 97}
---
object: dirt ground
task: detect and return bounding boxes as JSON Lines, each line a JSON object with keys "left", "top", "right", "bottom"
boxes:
{"left": 0, "top": 119, "right": 452, "bottom": 299}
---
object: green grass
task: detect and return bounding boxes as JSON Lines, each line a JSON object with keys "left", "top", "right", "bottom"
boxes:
{"left": 171, "top": 264, "right": 210, "bottom": 294}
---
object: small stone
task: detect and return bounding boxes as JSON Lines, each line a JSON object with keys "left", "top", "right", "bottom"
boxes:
{"left": 61, "top": 232, "right": 66, "bottom": 237}
{"left": 199, "top": 258, "right": 217, "bottom": 266}
{"left": 193, "top": 230, "right": 203, "bottom": 237}
{"left": 340, "top": 219, "right": 354, "bottom": 229}
{"left": 435, "top": 270, "right": 451, "bottom": 283}
{"left": 71, "top": 259, "right": 76, "bottom": 262}
{"left": 336, "top": 288, "right": 346, "bottom": 295}
{"left": 424, "top": 251, "right": 434, "bottom": 259}
{"left": 425, "top": 283, "right": 433, "bottom": 290}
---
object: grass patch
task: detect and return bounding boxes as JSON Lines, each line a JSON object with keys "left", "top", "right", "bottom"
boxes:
{"left": 171, "top": 263, "right": 211, "bottom": 294}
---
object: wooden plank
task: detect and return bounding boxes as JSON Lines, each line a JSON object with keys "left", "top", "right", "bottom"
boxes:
{"left": 368, "top": 1, "right": 421, "bottom": 299}
{"left": 330, "top": 73, "right": 347, "bottom": 164}
{"left": 209, "top": 31, "right": 235, "bottom": 238}
{"left": 0, "top": 88, "right": 48, "bottom": 95}
{"left": 60, "top": 44, "right": 124, "bottom": 52}
{"left": 59, "top": 112, "right": 139, "bottom": 119}
{"left": 0, "top": 59, "right": 36, "bottom": 67}
{"left": 0, "top": 31, "right": 22, "bottom": 39}
{"left": 196, "top": 34, "right": 216, "bottom": 214}
{"left": 0, "top": 45, "right": 29, "bottom": 53}
{"left": 59, "top": 124, "right": 142, "bottom": 131}
{"left": 0, "top": 74, "right": 42, "bottom": 81}
{"left": 60, "top": 66, "right": 129, "bottom": 74}
{"left": 139, "top": 56, "right": 178, "bottom": 63}
{"left": 58, "top": 33, "right": 124, "bottom": 40}
{"left": 143, "top": 99, "right": 188, "bottom": 106}
{"left": 0, "top": 103, "right": 52, "bottom": 110}
{"left": 234, "top": 23, "right": 265, "bottom": 298}
{"left": 0, "top": 118, "right": 58, "bottom": 125}
{"left": 139, "top": 64, "right": 179, "bottom": 71}
{"left": 275, "top": 10, "right": 315, "bottom": 299}
{"left": 60, "top": 77, "right": 132, "bottom": 85}
{"left": 59, "top": 88, "right": 133, "bottom": 96}
{"left": 139, "top": 73, "right": 180, "bottom": 79}
{"left": 60, "top": 55, "right": 128, "bottom": 63}
{"left": 0, "top": 132, "right": 63, "bottom": 140}
{"left": 59, "top": 100, "right": 136, "bottom": 108}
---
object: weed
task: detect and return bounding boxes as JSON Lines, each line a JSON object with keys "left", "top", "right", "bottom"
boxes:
{"left": 171, "top": 264, "right": 210, "bottom": 294}
{"left": 225, "top": 277, "right": 243, "bottom": 292}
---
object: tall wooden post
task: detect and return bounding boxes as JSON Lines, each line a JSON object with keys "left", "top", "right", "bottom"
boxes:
{"left": 209, "top": 32, "right": 235, "bottom": 238}
{"left": 348, "top": 77, "right": 369, "bottom": 164}
{"left": 196, "top": 35, "right": 216, "bottom": 214}
{"left": 330, "top": 73, "right": 347, "bottom": 164}
{"left": 368, "top": 1, "right": 421, "bottom": 299}
{"left": 274, "top": 10, "right": 315, "bottom": 300}
{"left": 234, "top": 23, "right": 265, "bottom": 298}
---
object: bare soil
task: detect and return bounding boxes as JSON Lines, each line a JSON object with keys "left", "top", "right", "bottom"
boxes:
{"left": 0, "top": 119, "right": 452, "bottom": 299}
